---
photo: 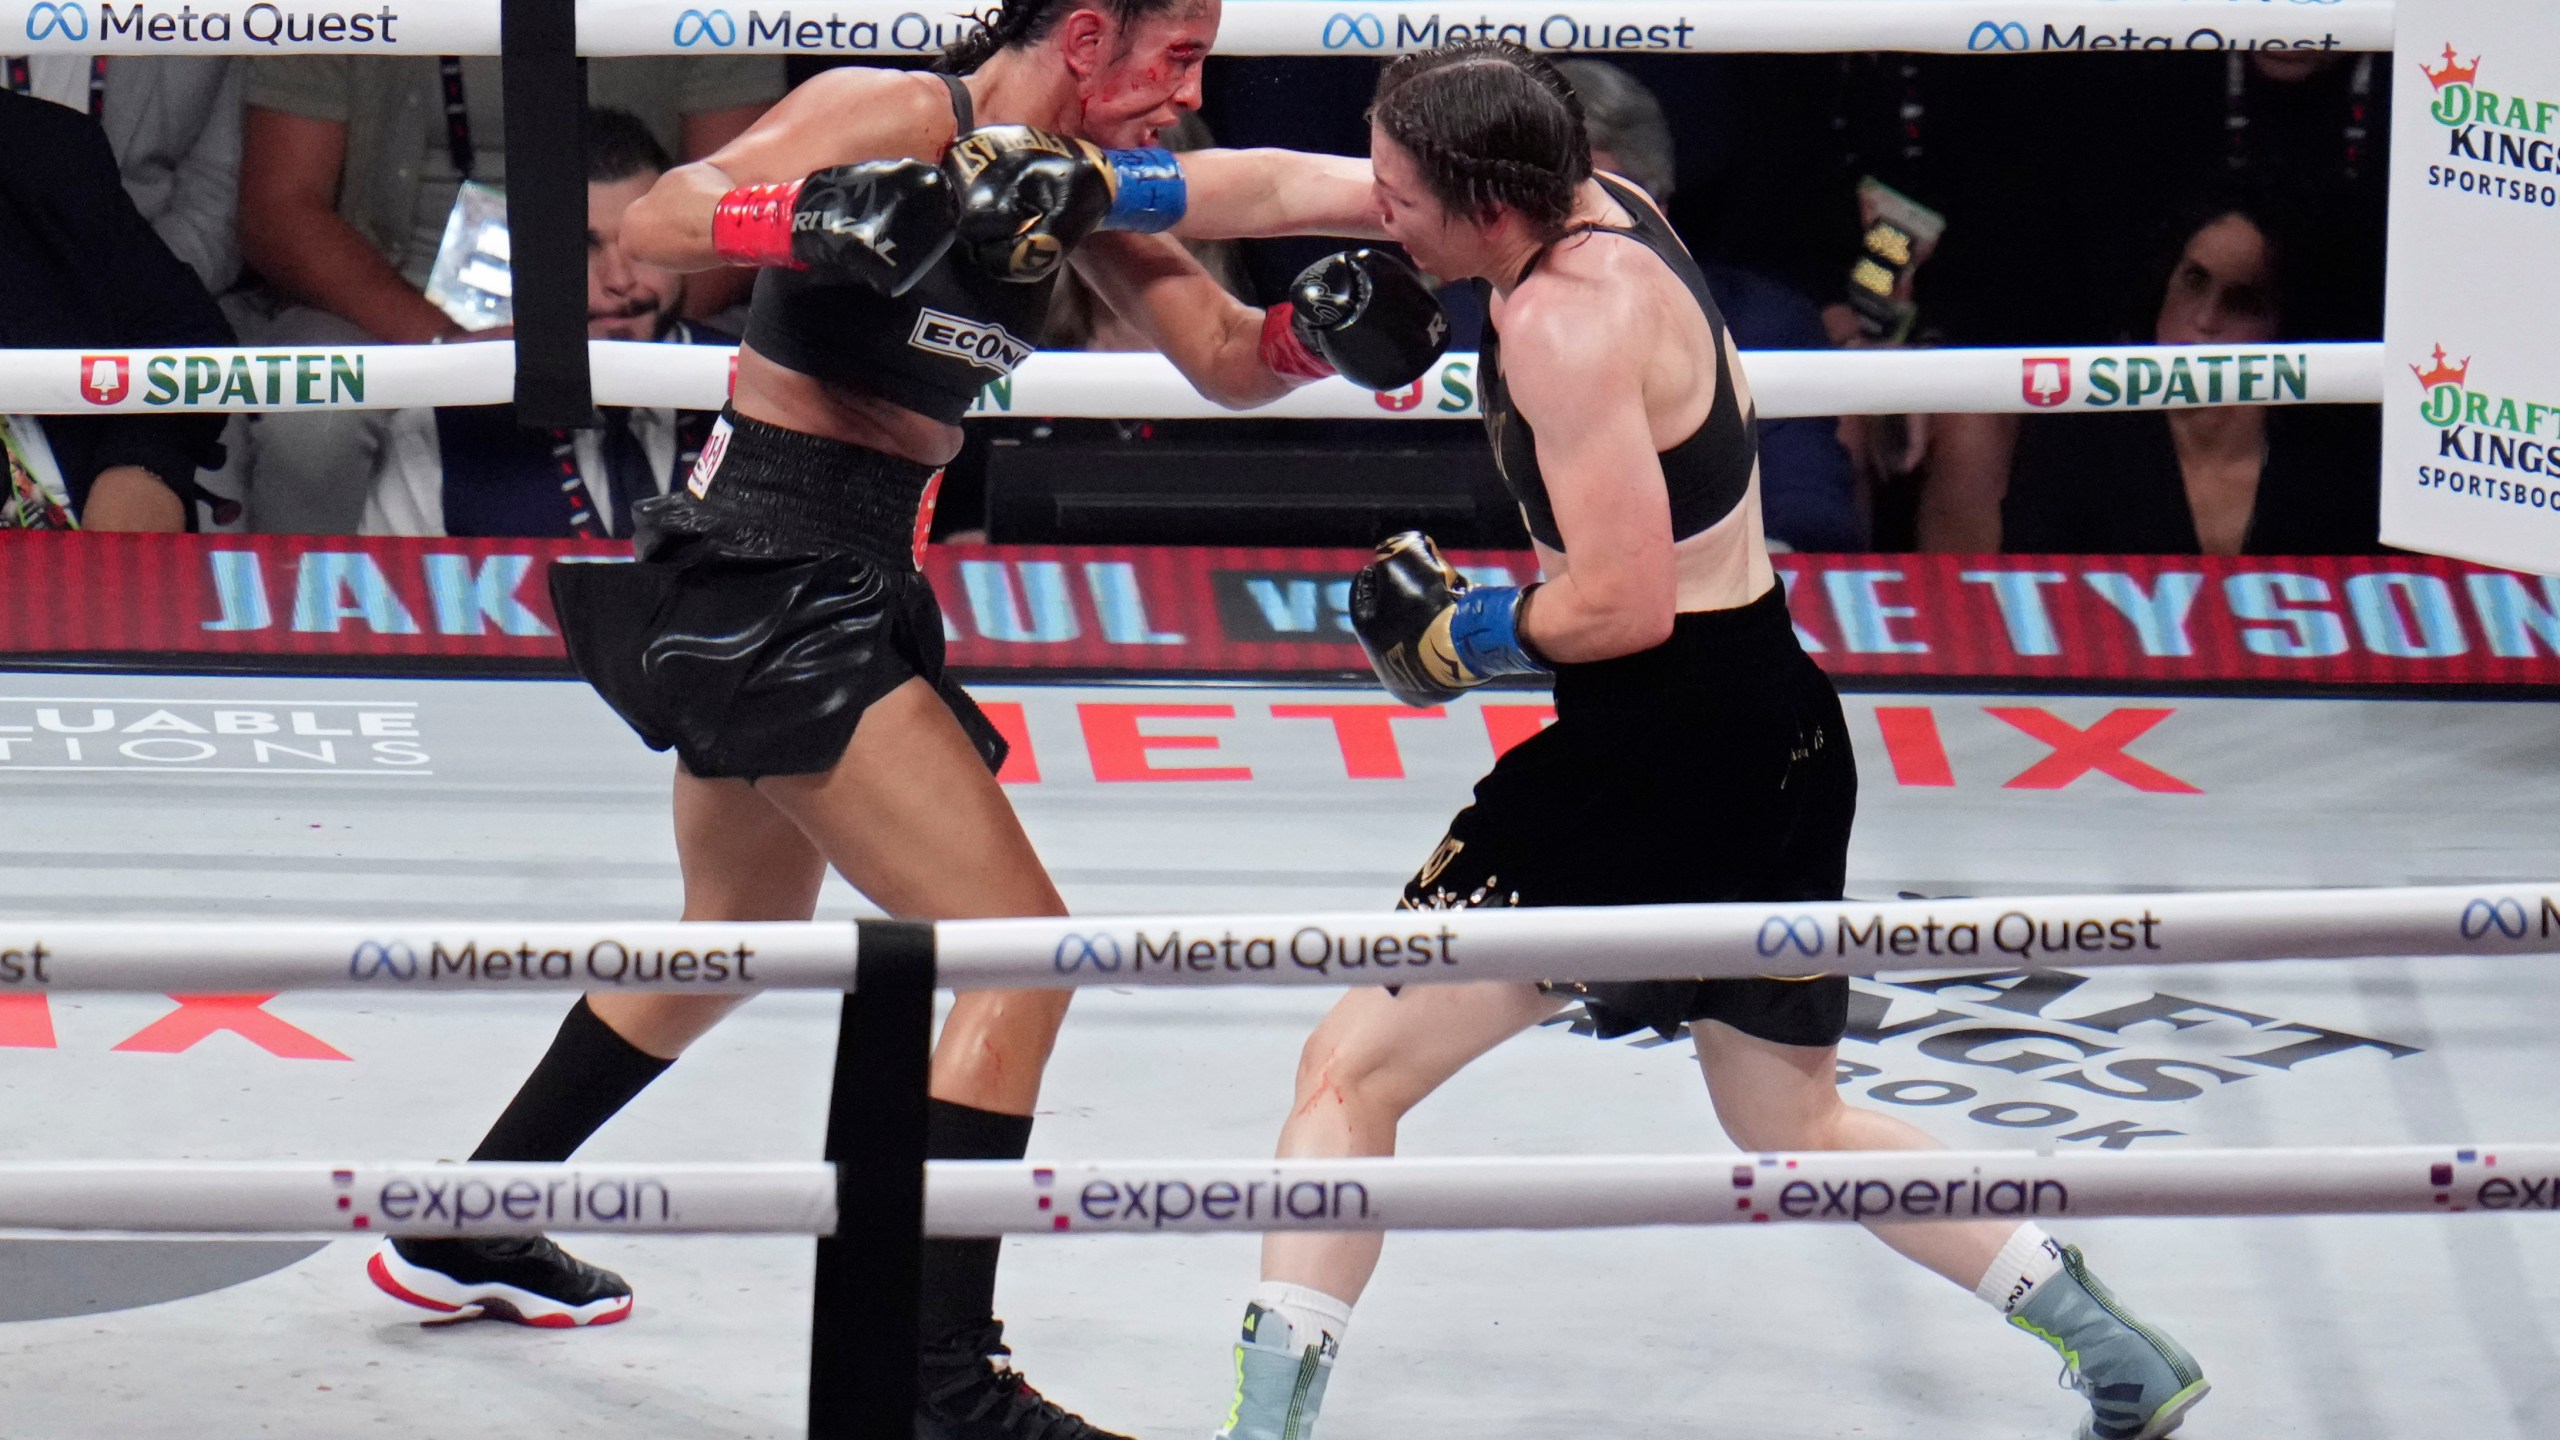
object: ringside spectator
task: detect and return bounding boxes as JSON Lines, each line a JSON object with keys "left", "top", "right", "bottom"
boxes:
{"left": 0, "top": 89, "right": 234, "bottom": 532}
{"left": 237, "top": 52, "right": 785, "bottom": 534}
{"left": 4, "top": 54, "right": 243, "bottom": 294}
{"left": 1558, "top": 59, "right": 1865, "bottom": 552}
{"left": 2001, "top": 189, "right": 2382, "bottom": 556}
{"left": 360, "top": 111, "right": 731, "bottom": 539}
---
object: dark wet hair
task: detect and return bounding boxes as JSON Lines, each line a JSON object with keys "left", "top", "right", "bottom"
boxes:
{"left": 939, "top": 0, "right": 1198, "bottom": 74}
{"left": 1368, "top": 38, "right": 1591, "bottom": 232}
{"left": 585, "top": 107, "right": 672, "bottom": 185}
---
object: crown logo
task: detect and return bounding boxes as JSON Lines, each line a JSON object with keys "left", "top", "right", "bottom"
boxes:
{"left": 2410, "top": 345, "right": 2471, "bottom": 391}
{"left": 2422, "top": 44, "right": 2480, "bottom": 91}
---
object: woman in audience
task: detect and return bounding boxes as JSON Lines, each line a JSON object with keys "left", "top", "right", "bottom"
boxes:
{"left": 2001, "top": 187, "right": 2383, "bottom": 555}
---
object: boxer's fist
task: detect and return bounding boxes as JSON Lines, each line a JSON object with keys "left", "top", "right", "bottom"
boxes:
{"left": 1351, "top": 532, "right": 1545, "bottom": 707}
{"left": 711, "top": 160, "right": 957, "bottom": 295}
{"left": 1280, "top": 250, "right": 1451, "bottom": 390}
{"left": 944, "top": 126, "right": 1114, "bottom": 282}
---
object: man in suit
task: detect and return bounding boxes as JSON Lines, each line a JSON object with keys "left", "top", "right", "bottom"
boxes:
{"left": 359, "top": 109, "right": 730, "bottom": 539}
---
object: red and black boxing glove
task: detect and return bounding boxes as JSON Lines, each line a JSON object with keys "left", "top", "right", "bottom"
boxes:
{"left": 711, "top": 159, "right": 957, "bottom": 295}
{"left": 1260, "top": 249, "right": 1451, "bottom": 391}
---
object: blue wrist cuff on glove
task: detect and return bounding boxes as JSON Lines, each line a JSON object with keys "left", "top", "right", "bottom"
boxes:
{"left": 1100, "top": 148, "right": 1186, "bottom": 233}
{"left": 1448, "top": 585, "right": 1549, "bottom": 680}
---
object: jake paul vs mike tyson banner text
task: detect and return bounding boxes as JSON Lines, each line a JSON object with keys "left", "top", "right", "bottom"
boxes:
{"left": 2, "top": 536, "right": 2557, "bottom": 688}
{"left": 2381, "top": 0, "right": 2560, "bottom": 575}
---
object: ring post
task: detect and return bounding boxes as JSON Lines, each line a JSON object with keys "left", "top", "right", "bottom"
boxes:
{"left": 808, "top": 919, "right": 937, "bottom": 1440}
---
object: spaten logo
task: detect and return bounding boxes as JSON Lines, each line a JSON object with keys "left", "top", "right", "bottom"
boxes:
{"left": 1054, "top": 933, "right": 1124, "bottom": 975}
{"left": 1757, "top": 916, "right": 1824, "bottom": 959}
{"left": 2022, "top": 357, "right": 2071, "bottom": 408}
{"left": 349, "top": 940, "right": 421, "bottom": 981}
{"left": 79, "top": 355, "right": 130, "bottom": 407}
{"left": 673, "top": 7, "right": 737, "bottom": 47}
{"left": 1322, "top": 13, "right": 1386, "bottom": 50}
{"left": 25, "top": 2, "right": 88, "bottom": 42}
{"left": 2460, "top": 898, "right": 2528, "bottom": 941}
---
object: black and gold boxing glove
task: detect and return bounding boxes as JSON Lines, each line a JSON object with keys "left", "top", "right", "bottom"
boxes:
{"left": 943, "top": 124, "right": 1187, "bottom": 282}
{"left": 1350, "top": 532, "right": 1548, "bottom": 708}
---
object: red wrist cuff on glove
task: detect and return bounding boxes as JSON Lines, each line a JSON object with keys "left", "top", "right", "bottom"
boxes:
{"left": 711, "top": 180, "right": 808, "bottom": 270}
{"left": 1258, "top": 303, "right": 1335, "bottom": 384}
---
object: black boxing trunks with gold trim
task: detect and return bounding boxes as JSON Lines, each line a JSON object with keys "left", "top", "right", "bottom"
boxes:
{"left": 547, "top": 408, "right": 1001, "bottom": 782}
{"left": 1396, "top": 585, "right": 1854, "bottom": 1046}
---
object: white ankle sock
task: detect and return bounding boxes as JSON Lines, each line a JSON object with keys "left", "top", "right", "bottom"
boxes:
{"left": 1248, "top": 1281, "right": 1353, "bottom": 1357}
{"left": 1973, "top": 1224, "right": 2067, "bottom": 1315}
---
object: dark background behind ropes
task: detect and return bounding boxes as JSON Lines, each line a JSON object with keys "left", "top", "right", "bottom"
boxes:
{"left": 795, "top": 49, "right": 2390, "bottom": 555}
{"left": 2, "top": 45, "right": 2389, "bottom": 556}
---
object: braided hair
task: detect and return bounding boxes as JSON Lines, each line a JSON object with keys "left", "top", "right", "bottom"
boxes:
{"left": 938, "top": 0, "right": 1196, "bottom": 74}
{"left": 1369, "top": 39, "right": 1591, "bottom": 233}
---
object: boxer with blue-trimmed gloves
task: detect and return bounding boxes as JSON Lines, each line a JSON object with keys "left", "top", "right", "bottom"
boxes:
{"left": 1350, "top": 531, "right": 1547, "bottom": 707}
{"left": 942, "top": 123, "right": 1188, "bottom": 281}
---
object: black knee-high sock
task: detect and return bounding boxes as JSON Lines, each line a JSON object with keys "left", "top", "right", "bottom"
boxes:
{"left": 919, "top": 1098, "right": 1035, "bottom": 1344}
{"left": 468, "top": 997, "right": 675, "bottom": 1162}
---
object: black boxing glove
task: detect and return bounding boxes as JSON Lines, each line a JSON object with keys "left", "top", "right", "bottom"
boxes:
{"left": 1350, "top": 531, "right": 1548, "bottom": 708}
{"left": 1260, "top": 250, "right": 1451, "bottom": 391}
{"left": 711, "top": 160, "right": 956, "bottom": 296}
{"left": 943, "top": 124, "right": 1186, "bottom": 283}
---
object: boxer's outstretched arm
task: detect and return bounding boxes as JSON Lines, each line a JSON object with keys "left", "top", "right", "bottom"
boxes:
{"left": 625, "top": 68, "right": 956, "bottom": 273}
{"left": 1070, "top": 233, "right": 1298, "bottom": 409}
{"left": 1169, "top": 149, "right": 1387, "bottom": 242}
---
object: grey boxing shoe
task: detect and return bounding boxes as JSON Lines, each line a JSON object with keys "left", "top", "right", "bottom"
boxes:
{"left": 1210, "top": 1303, "right": 1335, "bottom": 1440}
{"left": 2010, "top": 1246, "right": 2210, "bottom": 1440}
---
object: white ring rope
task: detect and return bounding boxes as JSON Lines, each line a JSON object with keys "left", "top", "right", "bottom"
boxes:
{"left": 0, "top": 2, "right": 2399, "bottom": 59}
{"left": 0, "top": 1146, "right": 2546, "bottom": 1237}
{"left": 5, "top": 342, "right": 2383, "bottom": 420}
{"left": 1, "top": 884, "right": 2549, "bottom": 993}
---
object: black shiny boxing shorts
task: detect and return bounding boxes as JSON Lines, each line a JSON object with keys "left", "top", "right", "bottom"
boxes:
{"left": 548, "top": 408, "right": 1003, "bottom": 782}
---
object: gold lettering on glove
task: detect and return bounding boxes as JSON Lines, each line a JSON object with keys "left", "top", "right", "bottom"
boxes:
{"left": 1418, "top": 609, "right": 1471, "bottom": 689}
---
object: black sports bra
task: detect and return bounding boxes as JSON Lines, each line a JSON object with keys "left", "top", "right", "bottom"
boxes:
{"left": 742, "top": 74, "right": 1058, "bottom": 426}
{"left": 1478, "top": 176, "right": 1756, "bottom": 552}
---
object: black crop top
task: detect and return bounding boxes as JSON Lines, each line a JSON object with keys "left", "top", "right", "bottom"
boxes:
{"left": 743, "top": 74, "right": 1057, "bottom": 426}
{"left": 1479, "top": 176, "right": 1756, "bottom": 552}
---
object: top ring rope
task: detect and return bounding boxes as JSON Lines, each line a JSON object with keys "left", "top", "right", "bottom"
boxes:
{"left": 0, "top": 883, "right": 2550, "bottom": 993}
{"left": 0, "top": 1, "right": 2397, "bottom": 58}
{"left": 0, "top": 341, "right": 2383, "bottom": 419}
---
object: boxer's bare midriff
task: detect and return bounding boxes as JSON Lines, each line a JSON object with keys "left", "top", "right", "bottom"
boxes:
{"left": 731, "top": 341, "right": 966, "bottom": 469}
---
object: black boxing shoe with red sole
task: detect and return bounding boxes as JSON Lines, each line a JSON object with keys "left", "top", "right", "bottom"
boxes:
{"left": 369, "top": 1236, "right": 633, "bottom": 1328}
{"left": 917, "top": 1320, "right": 1134, "bottom": 1440}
